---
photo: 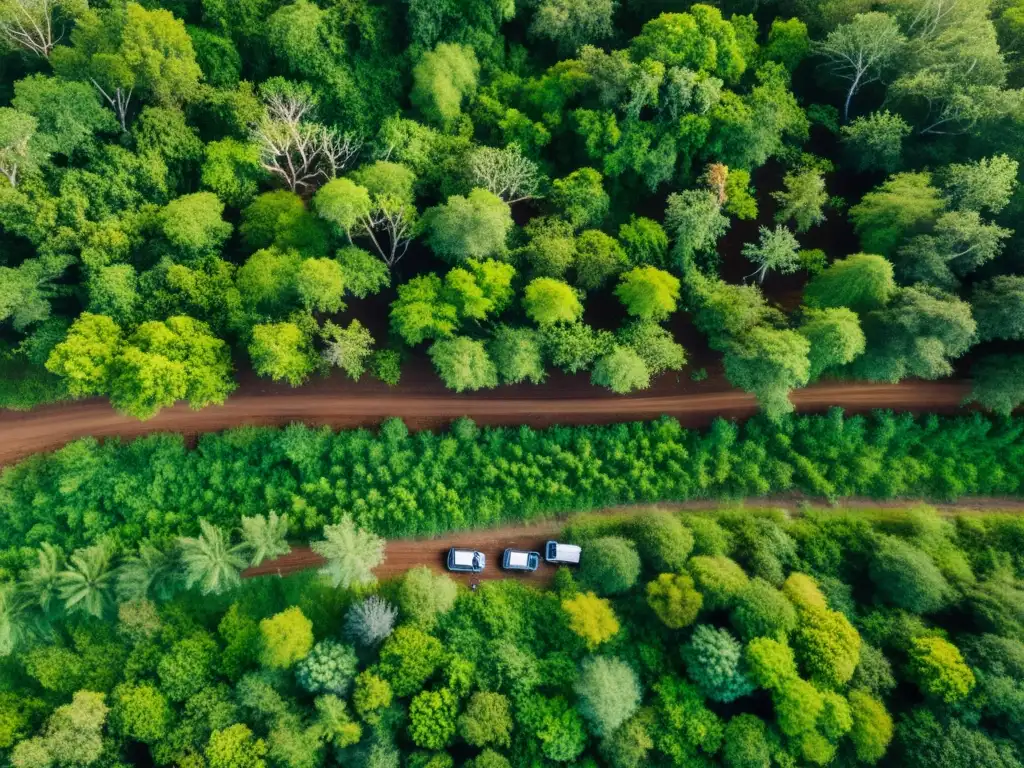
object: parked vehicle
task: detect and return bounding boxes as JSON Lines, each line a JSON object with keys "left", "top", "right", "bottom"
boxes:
{"left": 503, "top": 549, "right": 540, "bottom": 571}
{"left": 545, "top": 541, "right": 581, "bottom": 565}
{"left": 448, "top": 548, "right": 485, "bottom": 573}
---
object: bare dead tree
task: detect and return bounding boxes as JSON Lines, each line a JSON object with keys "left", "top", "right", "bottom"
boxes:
{"left": 253, "top": 90, "right": 361, "bottom": 195}
{"left": 90, "top": 79, "right": 132, "bottom": 132}
{"left": 467, "top": 143, "right": 542, "bottom": 204}
{"left": 0, "top": 0, "right": 76, "bottom": 58}
{"left": 359, "top": 196, "right": 416, "bottom": 267}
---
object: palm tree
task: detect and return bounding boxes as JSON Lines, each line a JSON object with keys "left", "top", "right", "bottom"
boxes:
{"left": 20, "top": 543, "right": 63, "bottom": 616}
{"left": 117, "top": 543, "right": 181, "bottom": 602}
{"left": 178, "top": 520, "right": 247, "bottom": 595}
{"left": 311, "top": 515, "right": 385, "bottom": 589}
{"left": 240, "top": 511, "right": 292, "bottom": 567}
{"left": 0, "top": 582, "right": 28, "bottom": 656}
{"left": 58, "top": 543, "right": 116, "bottom": 618}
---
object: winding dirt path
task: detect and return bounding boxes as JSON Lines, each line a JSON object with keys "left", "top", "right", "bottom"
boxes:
{"left": 243, "top": 496, "right": 1024, "bottom": 586}
{"left": 0, "top": 378, "right": 973, "bottom": 466}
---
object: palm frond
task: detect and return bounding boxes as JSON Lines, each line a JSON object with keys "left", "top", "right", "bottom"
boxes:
{"left": 310, "top": 516, "right": 385, "bottom": 589}
{"left": 20, "top": 542, "right": 64, "bottom": 615}
{"left": 117, "top": 542, "right": 181, "bottom": 602}
{"left": 240, "top": 511, "right": 292, "bottom": 567}
{"left": 57, "top": 542, "right": 116, "bottom": 618}
{"left": 178, "top": 520, "right": 247, "bottom": 596}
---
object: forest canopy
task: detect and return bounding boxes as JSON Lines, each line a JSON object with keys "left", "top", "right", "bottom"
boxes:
{"left": 0, "top": 0, "right": 1023, "bottom": 418}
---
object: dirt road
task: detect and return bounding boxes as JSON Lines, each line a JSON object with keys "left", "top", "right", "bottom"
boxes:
{"left": 242, "top": 496, "right": 1024, "bottom": 585}
{"left": 0, "top": 378, "right": 972, "bottom": 466}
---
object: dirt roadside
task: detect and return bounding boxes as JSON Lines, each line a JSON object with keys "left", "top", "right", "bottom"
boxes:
{"left": 0, "top": 379, "right": 972, "bottom": 466}
{"left": 242, "top": 496, "right": 1024, "bottom": 586}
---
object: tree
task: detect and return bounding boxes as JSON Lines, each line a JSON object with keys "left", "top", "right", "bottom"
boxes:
{"left": 0, "top": 0, "right": 85, "bottom": 57}
{"left": 646, "top": 573, "right": 703, "bottom": 629}
{"left": 21, "top": 543, "right": 62, "bottom": 615}
{"left": 664, "top": 189, "right": 729, "bottom": 268}
{"left": 688, "top": 556, "right": 749, "bottom": 611}
{"left": 259, "top": 606, "right": 313, "bottom": 669}
{"left": 869, "top": 536, "right": 951, "bottom": 614}
{"left": 321, "top": 320, "right": 374, "bottom": 380}
{"left": 630, "top": 513, "right": 694, "bottom": 572}
{"left": 520, "top": 216, "right": 577, "bottom": 278}
{"left": 86, "top": 265, "right": 138, "bottom": 325}
{"left": 854, "top": 286, "right": 975, "bottom": 382}
{"left": 116, "top": 543, "right": 180, "bottom": 603}
{"left": 411, "top": 43, "right": 478, "bottom": 127}
{"left": 38, "top": 691, "right": 108, "bottom": 768}
{"left": 531, "top": 0, "right": 615, "bottom": 54}
{"left": 543, "top": 322, "right": 612, "bottom": 373}
{"left": 804, "top": 253, "right": 896, "bottom": 314}
{"left": 731, "top": 578, "right": 798, "bottom": 641}
{"left": 459, "top": 692, "right": 512, "bottom": 748}
{"left": 798, "top": 307, "right": 865, "bottom": 380}
{"left": 895, "top": 211, "right": 1011, "bottom": 290}
{"left": 110, "top": 683, "right": 170, "bottom": 745}
{"left": 849, "top": 173, "right": 944, "bottom": 256}
{"left": 251, "top": 80, "right": 359, "bottom": 194}
{"left": 408, "top": 688, "right": 458, "bottom": 750}
{"left": 337, "top": 247, "right": 390, "bottom": 299}
{"left": 562, "top": 592, "right": 619, "bottom": 649}
{"left": 848, "top": 690, "right": 892, "bottom": 764}
{"left": 841, "top": 111, "right": 911, "bottom": 173}
{"left": 296, "top": 258, "right": 345, "bottom": 313}
{"left": 683, "top": 625, "right": 755, "bottom": 703}
{"left": 345, "top": 596, "right": 397, "bottom": 647}
{"left": 592, "top": 346, "right": 650, "bottom": 394}
{"left": 51, "top": 3, "right": 203, "bottom": 130}
{"left": 723, "top": 327, "right": 810, "bottom": 420}
{"left": 618, "top": 321, "right": 686, "bottom": 377}
{"left": 524, "top": 278, "right": 583, "bottom": 326}
{"left": 45, "top": 314, "right": 121, "bottom": 397}
{"left": 630, "top": 8, "right": 745, "bottom": 81}
{"left": 378, "top": 626, "right": 445, "bottom": 697}
{"left": 206, "top": 724, "right": 267, "bottom": 768}
{"left": 765, "top": 17, "right": 811, "bottom": 71}
{"left": 973, "top": 276, "right": 1024, "bottom": 342}
{"left": 429, "top": 336, "right": 498, "bottom": 392}
{"left": 389, "top": 275, "right": 459, "bottom": 346}
{"left": 295, "top": 639, "right": 357, "bottom": 695}
{"left": 817, "top": 12, "right": 906, "bottom": 121}
{"left": 490, "top": 325, "right": 545, "bottom": 384}
{"left": 614, "top": 267, "right": 680, "bottom": 321}
{"left": 908, "top": 636, "right": 975, "bottom": 704}
{"left": 618, "top": 216, "right": 669, "bottom": 268}
{"left": 0, "top": 108, "right": 40, "bottom": 187}
{"left": 57, "top": 543, "right": 115, "bottom": 618}
{"left": 397, "top": 566, "right": 458, "bottom": 627}
{"left": 574, "top": 656, "right": 641, "bottom": 737}
{"left": 745, "top": 637, "right": 798, "bottom": 691}
{"left": 423, "top": 189, "right": 513, "bottom": 264}
{"left": 239, "top": 511, "right": 290, "bottom": 568}
{"left": 311, "top": 695, "right": 361, "bottom": 749}
{"left": 742, "top": 226, "right": 801, "bottom": 283}
{"left": 551, "top": 168, "right": 609, "bottom": 229}
{"left": 574, "top": 230, "right": 627, "bottom": 291}
{"left": 968, "top": 355, "right": 1024, "bottom": 416}
{"left": 249, "top": 323, "right": 315, "bottom": 387}
{"left": 773, "top": 168, "right": 827, "bottom": 233}
{"left": 940, "top": 155, "right": 1018, "bottom": 215}
{"left": 310, "top": 515, "right": 385, "bottom": 589}
{"left": 178, "top": 519, "right": 247, "bottom": 596}
{"left": 467, "top": 143, "right": 541, "bottom": 203}
{"left": 348, "top": 161, "right": 419, "bottom": 267}
{"left": 353, "top": 671, "right": 393, "bottom": 723}
{"left": 578, "top": 536, "right": 641, "bottom": 595}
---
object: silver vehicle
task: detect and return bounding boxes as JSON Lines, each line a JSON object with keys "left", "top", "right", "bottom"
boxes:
{"left": 545, "top": 541, "right": 581, "bottom": 565}
{"left": 502, "top": 549, "right": 540, "bottom": 571}
{"left": 448, "top": 548, "right": 485, "bottom": 573}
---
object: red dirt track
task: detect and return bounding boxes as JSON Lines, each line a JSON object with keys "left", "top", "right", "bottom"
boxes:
{"left": 0, "top": 378, "right": 973, "bottom": 466}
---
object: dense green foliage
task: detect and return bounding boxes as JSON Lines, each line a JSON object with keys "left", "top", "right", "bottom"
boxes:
{"left": 4, "top": 409, "right": 1024, "bottom": 578}
{"left": 5, "top": 505, "right": 1024, "bottom": 768}
{"left": 2, "top": 0, "right": 1023, "bottom": 417}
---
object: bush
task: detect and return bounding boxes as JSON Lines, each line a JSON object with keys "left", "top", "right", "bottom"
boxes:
{"left": 730, "top": 578, "right": 798, "bottom": 641}
{"left": 259, "top": 608, "right": 314, "bottom": 669}
{"left": 908, "top": 636, "right": 976, "bottom": 703}
{"left": 848, "top": 690, "right": 893, "bottom": 764}
{"left": 722, "top": 714, "right": 771, "bottom": 768}
{"left": 378, "top": 627, "right": 445, "bottom": 697}
{"left": 397, "top": 567, "right": 458, "bottom": 627}
{"left": 578, "top": 537, "right": 641, "bottom": 595}
{"left": 688, "top": 556, "right": 749, "bottom": 611}
{"left": 563, "top": 592, "right": 619, "bottom": 650}
{"left": 458, "top": 692, "right": 512, "bottom": 748}
{"left": 869, "top": 537, "right": 951, "bottom": 614}
{"left": 344, "top": 596, "right": 397, "bottom": 647}
{"left": 407, "top": 688, "right": 458, "bottom": 750}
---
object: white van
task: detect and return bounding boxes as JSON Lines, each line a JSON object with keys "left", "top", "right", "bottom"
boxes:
{"left": 545, "top": 541, "right": 581, "bottom": 565}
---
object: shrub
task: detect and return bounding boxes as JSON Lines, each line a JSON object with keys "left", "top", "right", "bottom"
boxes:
{"left": 731, "top": 578, "right": 798, "bottom": 641}
{"left": 397, "top": 567, "right": 458, "bottom": 627}
{"left": 745, "top": 637, "right": 798, "bottom": 691}
{"left": 344, "top": 596, "right": 397, "bottom": 647}
{"left": 722, "top": 714, "right": 771, "bottom": 768}
{"left": 848, "top": 690, "right": 893, "bottom": 764}
{"left": 869, "top": 537, "right": 951, "bottom": 614}
{"left": 908, "top": 636, "right": 976, "bottom": 703}
{"left": 458, "top": 692, "right": 512, "bottom": 748}
{"left": 408, "top": 688, "right": 458, "bottom": 750}
{"left": 578, "top": 537, "right": 641, "bottom": 595}
{"left": 353, "top": 671, "right": 392, "bottom": 724}
{"left": 378, "top": 627, "right": 445, "bottom": 697}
